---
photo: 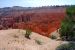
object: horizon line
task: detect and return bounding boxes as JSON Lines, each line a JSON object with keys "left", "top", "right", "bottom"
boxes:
{"left": 0, "top": 4, "right": 75, "bottom": 8}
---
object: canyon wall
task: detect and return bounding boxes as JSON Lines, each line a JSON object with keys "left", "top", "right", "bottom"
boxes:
{"left": 0, "top": 6, "right": 66, "bottom": 37}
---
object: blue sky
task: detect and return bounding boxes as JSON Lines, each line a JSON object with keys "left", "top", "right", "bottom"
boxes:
{"left": 0, "top": 0, "right": 75, "bottom": 8}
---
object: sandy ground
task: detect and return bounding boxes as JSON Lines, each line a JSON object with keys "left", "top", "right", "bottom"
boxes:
{"left": 0, "top": 29, "right": 63, "bottom": 50}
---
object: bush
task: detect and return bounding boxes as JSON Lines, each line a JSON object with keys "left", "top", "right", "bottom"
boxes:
{"left": 50, "top": 35, "right": 57, "bottom": 39}
{"left": 59, "top": 19, "right": 75, "bottom": 41}
{"left": 56, "top": 42, "right": 75, "bottom": 50}
{"left": 59, "top": 6, "right": 75, "bottom": 41}
{"left": 25, "top": 29, "right": 32, "bottom": 39}
{"left": 35, "top": 39, "right": 43, "bottom": 45}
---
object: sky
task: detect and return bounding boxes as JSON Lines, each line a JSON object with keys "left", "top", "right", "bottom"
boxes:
{"left": 0, "top": 0, "right": 75, "bottom": 8}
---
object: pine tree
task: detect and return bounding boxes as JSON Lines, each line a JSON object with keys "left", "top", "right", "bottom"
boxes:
{"left": 59, "top": 6, "right": 75, "bottom": 41}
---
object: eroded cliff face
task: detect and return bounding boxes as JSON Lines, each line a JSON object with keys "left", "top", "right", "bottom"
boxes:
{"left": 0, "top": 6, "right": 66, "bottom": 37}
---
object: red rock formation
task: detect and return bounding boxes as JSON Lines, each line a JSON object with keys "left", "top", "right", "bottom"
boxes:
{"left": 0, "top": 6, "right": 66, "bottom": 37}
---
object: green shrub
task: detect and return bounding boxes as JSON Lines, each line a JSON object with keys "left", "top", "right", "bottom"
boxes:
{"left": 35, "top": 39, "right": 43, "bottom": 45}
{"left": 50, "top": 35, "right": 57, "bottom": 39}
{"left": 56, "top": 42, "right": 75, "bottom": 50}
{"left": 25, "top": 29, "right": 32, "bottom": 39}
{"left": 59, "top": 6, "right": 75, "bottom": 41}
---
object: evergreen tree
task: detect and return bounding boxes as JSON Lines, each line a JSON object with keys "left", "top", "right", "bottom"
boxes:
{"left": 59, "top": 6, "right": 75, "bottom": 41}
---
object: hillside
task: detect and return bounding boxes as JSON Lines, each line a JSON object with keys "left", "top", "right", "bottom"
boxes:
{"left": 0, "top": 29, "right": 65, "bottom": 50}
{"left": 0, "top": 6, "right": 66, "bottom": 37}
